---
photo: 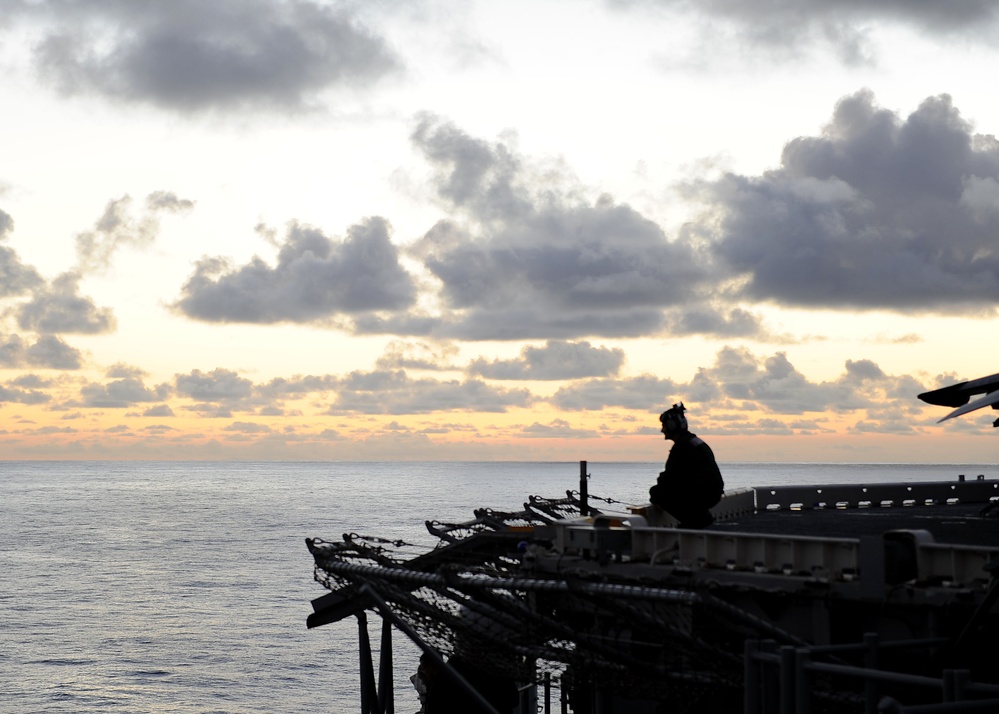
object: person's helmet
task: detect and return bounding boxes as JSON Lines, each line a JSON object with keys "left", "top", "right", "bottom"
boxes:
{"left": 659, "top": 402, "right": 687, "bottom": 434}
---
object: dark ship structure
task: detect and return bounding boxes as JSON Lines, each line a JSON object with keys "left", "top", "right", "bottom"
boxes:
{"left": 306, "top": 376, "right": 999, "bottom": 713}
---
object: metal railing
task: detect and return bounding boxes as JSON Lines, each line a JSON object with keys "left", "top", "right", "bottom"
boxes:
{"left": 744, "top": 634, "right": 999, "bottom": 714}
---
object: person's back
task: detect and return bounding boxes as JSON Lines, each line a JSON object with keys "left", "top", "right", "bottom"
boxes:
{"left": 649, "top": 403, "right": 724, "bottom": 528}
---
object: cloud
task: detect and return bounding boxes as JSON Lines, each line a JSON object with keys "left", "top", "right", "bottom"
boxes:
{"left": 257, "top": 374, "right": 338, "bottom": 400}
{"left": 622, "top": 1, "right": 999, "bottom": 65}
{"left": 329, "top": 369, "right": 534, "bottom": 414}
{"left": 551, "top": 374, "right": 678, "bottom": 411}
{"left": 662, "top": 306, "right": 767, "bottom": 338}
{"left": 0, "top": 210, "right": 44, "bottom": 298}
{"left": 10, "top": 373, "right": 52, "bottom": 388}
{"left": 517, "top": 419, "right": 601, "bottom": 439}
{"left": 687, "top": 347, "right": 927, "bottom": 421}
{"left": 105, "top": 362, "right": 147, "bottom": 379}
{"left": 173, "top": 218, "right": 417, "bottom": 324}
{"left": 468, "top": 340, "right": 625, "bottom": 380}
{"left": 192, "top": 364, "right": 537, "bottom": 416}
{"left": 545, "top": 346, "right": 923, "bottom": 433}
{"left": 13, "top": 0, "right": 400, "bottom": 113}
{"left": 26, "top": 334, "right": 84, "bottom": 369}
{"left": 407, "top": 116, "right": 727, "bottom": 339}
{"left": 146, "top": 191, "right": 195, "bottom": 212}
{"left": 0, "top": 332, "right": 84, "bottom": 369}
{"left": 703, "top": 347, "right": 864, "bottom": 414}
{"left": 79, "top": 376, "right": 169, "bottom": 408}
{"left": 694, "top": 91, "right": 999, "bottom": 314}
{"left": 0, "top": 334, "right": 30, "bottom": 368}
{"left": 16, "top": 271, "right": 116, "bottom": 334}
{"left": 175, "top": 368, "right": 253, "bottom": 402}
{"left": 375, "top": 340, "right": 460, "bottom": 371}
{"left": 142, "top": 424, "right": 177, "bottom": 434}
{"left": 225, "top": 421, "right": 272, "bottom": 433}
{"left": 0, "top": 382, "right": 50, "bottom": 405}
{"left": 75, "top": 192, "right": 194, "bottom": 273}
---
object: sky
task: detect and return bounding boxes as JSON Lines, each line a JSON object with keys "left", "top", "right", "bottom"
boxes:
{"left": 2, "top": 0, "right": 999, "bottom": 463}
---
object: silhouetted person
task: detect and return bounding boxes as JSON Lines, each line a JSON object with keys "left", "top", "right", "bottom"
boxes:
{"left": 649, "top": 402, "right": 724, "bottom": 528}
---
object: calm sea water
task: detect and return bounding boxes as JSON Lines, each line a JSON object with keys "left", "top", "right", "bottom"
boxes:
{"left": 2, "top": 460, "right": 995, "bottom": 713}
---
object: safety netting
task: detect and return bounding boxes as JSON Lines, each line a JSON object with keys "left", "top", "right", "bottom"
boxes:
{"left": 306, "top": 491, "right": 756, "bottom": 711}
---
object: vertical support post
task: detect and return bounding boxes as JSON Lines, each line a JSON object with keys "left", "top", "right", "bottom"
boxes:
{"left": 357, "top": 612, "right": 378, "bottom": 714}
{"left": 744, "top": 639, "right": 761, "bottom": 714}
{"left": 519, "top": 682, "right": 532, "bottom": 714}
{"left": 595, "top": 687, "right": 612, "bottom": 714}
{"left": 795, "top": 648, "right": 811, "bottom": 714}
{"left": 779, "top": 646, "right": 796, "bottom": 714}
{"left": 544, "top": 672, "right": 551, "bottom": 714}
{"left": 762, "top": 640, "right": 778, "bottom": 714}
{"left": 378, "top": 617, "right": 394, "bottom": 714}
{"left": 357, "top": 585, "right": 502, "bottom": 714}
{"left": 522, "top": 660, "right": 537, "bottom": 714}
{"left": 580, "top": 460, "right": 590, "bottom": 517}
{"left": 859, "top": 535, "right": 886, "bottom": 600}
{"left": 864, "top": 632, "right": 880, "bottom": 714}
{"left": 943, "top": 669, "right": 969, "bottom": 702}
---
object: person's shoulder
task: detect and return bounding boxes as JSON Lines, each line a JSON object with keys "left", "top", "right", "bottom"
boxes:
{"left": 688, "top": 434, "right": 717, "bottom": 453}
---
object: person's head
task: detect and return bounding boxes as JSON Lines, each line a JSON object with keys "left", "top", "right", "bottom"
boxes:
{"left": 659, "top": 402, "right": 688, "bottom": 439}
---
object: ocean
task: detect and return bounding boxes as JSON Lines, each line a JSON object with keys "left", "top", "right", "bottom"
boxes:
{"left": 2, "top": 460, "right": 996, "bottom": 713}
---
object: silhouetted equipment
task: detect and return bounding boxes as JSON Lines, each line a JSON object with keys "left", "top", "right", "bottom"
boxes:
{"left": 919, "top": 371, "right": 999, "bottom": 426}
{"left": 307, "top": 470, "right": 999, "bottom": 713}
{"left": 307, "top": 382, "right": 999, "bottom": 712}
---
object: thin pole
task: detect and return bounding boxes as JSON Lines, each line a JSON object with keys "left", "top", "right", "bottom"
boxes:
{"left": 378, "top": 617, "right": 394, "bottom": 714}
{"left": 358, "top": 585, "right": 502, "bottom": 714}
{"left": 357, "top": 612, "right": 378, "bottom": 714}
{"left": 580, "top": 460, "right": 589, "bottom": 516}
{"left": 744, "top": 639, "right": 760, "bottom": 714}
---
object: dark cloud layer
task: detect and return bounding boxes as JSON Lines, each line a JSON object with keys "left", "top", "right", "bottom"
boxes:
{"left": 408, "top": 116, "right": 732, "bottom": 340}
{"left": 697, "top": 91, "right": 999, "bottom": 313}
{"left": 7, "top": 0, "right": 399, "bottom": 112}
{"left": 174, "top": 218, "right": 417, "bottom": 324}
{"left": 175, "top": 97, "right": 999, "bottom": 337}
{"left": 552, "top": 374, "right": 678, "bottom": 411}
{"left": 622, "top": 1, "right": 999, "bottom": 65}
{"left": 662, "top": 306, "right": 765, "bottom": 338}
